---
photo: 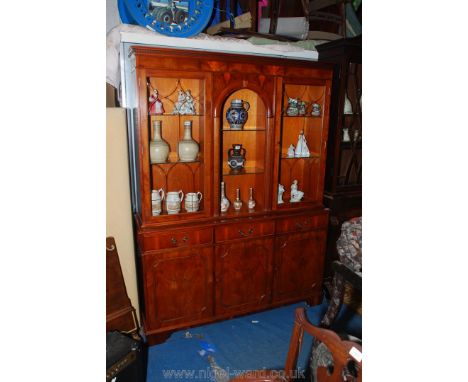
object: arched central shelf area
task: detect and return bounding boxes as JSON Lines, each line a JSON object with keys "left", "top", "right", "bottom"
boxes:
{"left": 219, "top": 88, "right": 269, "bottom": 216}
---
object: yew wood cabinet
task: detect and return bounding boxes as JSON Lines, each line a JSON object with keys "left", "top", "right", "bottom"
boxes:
{"left": 129, "top": 46, "right": 334, "bottom": 344}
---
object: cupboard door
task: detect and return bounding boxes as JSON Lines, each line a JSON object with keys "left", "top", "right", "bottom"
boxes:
{"left": 273, "top": 230, "right": 326, "bottom": 303}
{"left": 143, "top": 246, "right": 213, "bottom": 330}
{"left": 215, "top": 238, "right": 273, "bottom": 314}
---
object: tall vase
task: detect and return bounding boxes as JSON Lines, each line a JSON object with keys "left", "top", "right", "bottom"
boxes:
{"left": 178, "top": 121, "right": 199, "bottom": 162}
{"left": 220, "top": 181, "right": 230, "bottom": 213}
{"left": 150, "top": 120, "right": 170, "bottom": 163}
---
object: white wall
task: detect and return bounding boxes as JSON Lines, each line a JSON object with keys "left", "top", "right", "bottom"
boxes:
{"left": 106, "top": 107, "right": 140, "bottom": 321}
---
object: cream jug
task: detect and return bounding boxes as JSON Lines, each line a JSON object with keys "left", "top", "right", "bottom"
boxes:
{"left": 166, "top": 191, "right": 184, "bottom": 214}
{"left": 184, "top": 192, "right": 203, "bottom": 213}
{"left": 151, "top": 188, "right": 165, "bottom": 216}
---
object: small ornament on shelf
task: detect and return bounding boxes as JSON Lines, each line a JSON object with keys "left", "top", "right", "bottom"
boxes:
{"left": 287, "top": 144, "right": 295, "bottom": 158}
{"left": 220, "top": 181, "right": 230, "bottom": 213}
{"left": 286, "top": 98, "right": 299, "bottom": 116}
{"left": 165, "top": 191, "right": 184, "bottom": 214}
{"left": 278, "top": 184, "right": 285, "bottom": 204}
{"left": 148, "top": 88, "right": 165, "bottom": 115}
{"left": 179, "top": 89, "right": 196, "bottom": 115}
{"left": 248, "top": 187, "right": 256, "bottom": 210}
{"left": 184, "top": 192, "right": 203, "bottom": 213}
{"left": 298, "top": 100, "right": 307, "bottom": 116}
{"left": 342, "top": 128, "right": 351, "bottom": 142}
{"left": 295, "top": 130, "right": 310, "bottom": 158}
{"left": 227, "top": 144, "right": 246, "bottom": 172}
{"left": 172, "top": 90, "right": 186, "bottom": 115}
{"left": 311, "top": 103, "right": 321, "bottom": 116}
{"left": 290, "top": 180, "right": 304, "bottom": 203}
{"left": 151, "top": 188, "right": 165, "bottom": 216}
{"left": 344, "top": 93, "right": 353, "bottom": 115}
{"left": 233, "top": 188, "right": 243, "bottom": 211}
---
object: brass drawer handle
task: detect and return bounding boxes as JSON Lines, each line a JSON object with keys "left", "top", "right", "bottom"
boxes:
{"left": 238, "top": 228, "right": 254, "bottom": 237}
{"left": 295, "top": 220, "right": 311, "bottom": 229}
{"left": 171, "top": 237, "right": 178, "bottom": 245}
{"left": 182, "top": 236, "right": 189, "bottom": 242}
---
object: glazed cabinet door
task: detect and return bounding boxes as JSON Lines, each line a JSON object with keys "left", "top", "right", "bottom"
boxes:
{"left": 273, "top": 230, "right": 327, "bottom": 304}
{"left": 215, "top": 238, "right": 273, "bottom": 315}
{"left": 142, "top": 246, "right": 213, "bottom": 330}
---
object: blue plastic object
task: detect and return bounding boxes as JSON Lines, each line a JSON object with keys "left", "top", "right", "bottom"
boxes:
{"left": 118, "top": 0, "right": 214, "bottom": 38}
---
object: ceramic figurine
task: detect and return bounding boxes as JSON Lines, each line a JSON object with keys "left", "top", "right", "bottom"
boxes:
{"left": 227, "top": 144, "right": 246, "bottom": 172}
{"left": 354, "top": 129, "right": 360, "bottom": 141}
{"left": 311, "top": 103, "right": 321, "bottom": 116}
{"left": 298, "top": 100, "right": 306, "bottom": 116}
{"left": 178, "top": 121, "right": 199, "bottom": 161}
{"left": 248, "top": 187, "right": 256, "bottom": 210}
{"left": 226, "top": 99, "right": 250, "bottom": 130}
{"left": 220, "top": 181, "right": 230, "bottom": 213}
{"left": 343, "top": 128, "right": 351, "bottom": 142}
{"left": 287, "top": 144, "right": 295, "bottom": 158}
{"left": 344, "top": 93, "right": 353, "bottom": 115}
{"left": 295, "top": 130, "right": 310, "bottom": 158}
{"left": 149, "top": 89, "right": 165, "bottom": 115}
{"left": 149, "top": 120, "right": 170, "bottom": 163}
{"left": 151, "top": 188, "right": 165, "bottom": 216}
{"left": 184, "top": 192, "right": 203, "bottom": 213}
{"left": 278, "top": 184, "right": 285, "bottom": 204}
{"left": 165, "top": 191, "right": 184, "bottom": 214}
{"left": 172, "top": 90, "right": 186, "bottom": 114}
{"left": 180, "top": 89, "right": 196, "bottom": 115}
{"left": 233, "top": 188, "right": 243, "bottom": 211}
{"left": 290, "top": 180, "right": 304, "bottom": 202}
{"left": 286, "top": 98, "right": 299, "bottom": 116}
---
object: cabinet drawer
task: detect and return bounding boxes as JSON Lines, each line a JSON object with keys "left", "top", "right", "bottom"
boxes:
{"left": 276, "top": 213, "right": 328, "bottom": 234}
{"left": 141, "top": 227, "right": 213, "bottom": 251}
{"left": 215, "top": 221, "right": 275, "bottom": 242}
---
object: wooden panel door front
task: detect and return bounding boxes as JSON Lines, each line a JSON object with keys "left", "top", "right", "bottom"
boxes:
{"left": 143, "top": 246, "right": 213, "bottom": 330}
{"left": 273, "top": 230, "right": 327, "bottom": 303}
{"left": 215, "top": 238, "right": 273, "bottom": 315}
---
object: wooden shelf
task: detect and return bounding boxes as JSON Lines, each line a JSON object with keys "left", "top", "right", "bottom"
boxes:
{"left": 149, "top": 113, "right": 204, "bottom": 117}
{"left": 222, "top": 128, "right": 266, "bottom": 132}
{"left": 222, "top": 167, "right": 265, "bottom": 176}
{"left": 280, "top": 155, "right": 320, "bottom": 160}
{"left": 282, "top": 115, "right": 322, "bottom": 119}
{"left": 151, "top": 159, "right": 202, "bottom": 165}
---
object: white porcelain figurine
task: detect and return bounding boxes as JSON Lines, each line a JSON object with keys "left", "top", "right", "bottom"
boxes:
{"left": 287, "top": 144, "right": 295, "bottom": 158}
{"left": 172, "top": 90, "right": 186, "bottom": 115}
{"left": 290, "top": 180, "right": 304, "bottom": 203}
{"left": 295, "top": 130, "right": 310, "bottom": 158}
{"left": 278, "top": 184, "right": 285, "bottom": 204}
{"left": 180, "top": 89, "right": 196, "bottom": 115}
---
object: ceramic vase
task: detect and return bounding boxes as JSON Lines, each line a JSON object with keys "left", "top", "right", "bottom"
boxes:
{"left": 178, "top": 121, "right": 199, "bottom": 161}
{"left": 150, "top": 120, "right": 170, "bottom": 163}
{"left": 220, "top": 181, "right": 230, "bottom": 213}
{"left": 344, "top": 93, "right": 353, "bottom": 115}
{"left": 226, "top": 99, "right": 250, "bottom": 130}
{"left": 248, "top": 187, "right": 256, "bottom": 210}
{"left": 233, "top": 188, "right": 243, "bottom": 211}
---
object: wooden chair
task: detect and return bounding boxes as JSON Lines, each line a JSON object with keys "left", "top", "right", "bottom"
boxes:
{"left": 229, "top": 307, "right": 362, "bottom": 382}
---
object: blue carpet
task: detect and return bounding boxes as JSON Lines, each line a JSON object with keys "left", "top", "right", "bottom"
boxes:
{"left": 146, "top": 301, "right": 361, "bottom": 382}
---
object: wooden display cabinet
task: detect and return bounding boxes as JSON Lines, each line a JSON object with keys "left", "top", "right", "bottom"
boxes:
{"left": 129, "top": 46, "right": 334, "bottom": 344}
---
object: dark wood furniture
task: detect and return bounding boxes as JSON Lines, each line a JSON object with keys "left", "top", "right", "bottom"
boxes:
{"left": 317, "top": 36, "right": 362, "bottom": 280}
{"left": 106, "top": 237, "right": 138, "bottom": 334}
{"left": 129, "top": 47, "right": 334, "bottom": 344}
{"left": 229, "top": 307, "right": 362, "bottom": 382}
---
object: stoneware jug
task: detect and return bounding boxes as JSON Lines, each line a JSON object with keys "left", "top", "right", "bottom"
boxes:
{"left": 184, "top": 192, "right": 203, "bottom": 213}
{"left": 151, "top": 188, "right": 165, "bottom": 216}
{"left": 226, "top": 99, "right": 250, "bottom": 130}
{"left": 149, "top": 120, "right": 170, "bottom": 163}
{"left": 166, "top": 191, "right": 184, "bottom": 214}
{"left": 178, "top": 121, "right": 199, "bottom": 161}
